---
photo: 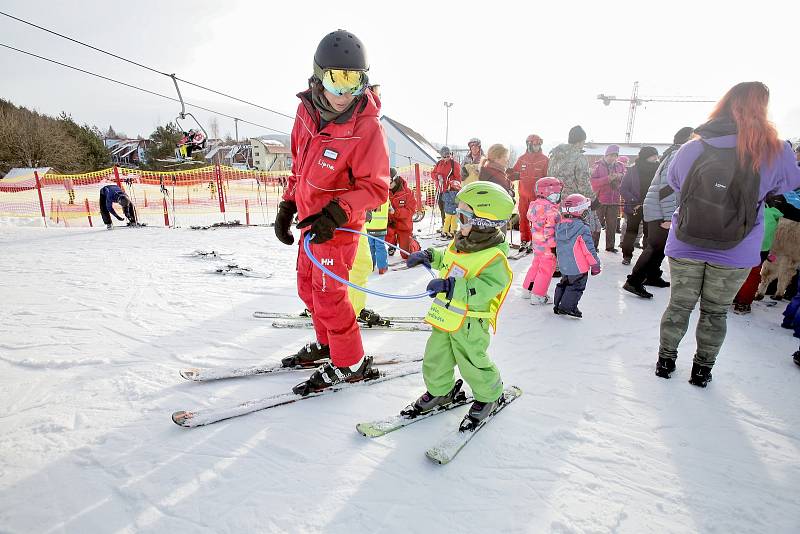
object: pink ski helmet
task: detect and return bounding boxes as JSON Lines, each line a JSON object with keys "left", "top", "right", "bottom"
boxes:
{"left": 561, "top": 193, "right": 591, "bottom": 216}
{"left": 534, "top": 177, "right": 563, "bottom": 198}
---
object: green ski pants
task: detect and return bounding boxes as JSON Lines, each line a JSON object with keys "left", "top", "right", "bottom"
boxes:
{"left": 423, "top": 317, "right": 503, "bottom": 403}
{"left": 659, "top": 257, "right": 749, "bottom": 367}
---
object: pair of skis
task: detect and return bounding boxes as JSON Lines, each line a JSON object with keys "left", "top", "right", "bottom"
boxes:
{"left": 173, "top": 355, "right": 424, "bottom": 428}
{"left": 253, "top": 311, "right": 430, "bottom": 332}
{"left": 356, "top": 380, "right": 522, "bottom": 464}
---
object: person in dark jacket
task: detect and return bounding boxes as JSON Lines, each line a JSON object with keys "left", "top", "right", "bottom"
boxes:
{"left": 99, "top": 184, "right": 137, "bottom": 229}
{"left": 624, "top": 127, "right": 694, "bottom": 298}
{"left": 619, "top": 146, "right": 660, "bottom": 264}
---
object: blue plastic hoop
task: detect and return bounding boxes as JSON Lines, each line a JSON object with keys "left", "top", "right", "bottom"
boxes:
{"left": 302, "top": 229, "right": 436, "bottom": 300}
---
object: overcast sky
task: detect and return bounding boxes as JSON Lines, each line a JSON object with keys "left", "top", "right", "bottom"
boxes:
{"left": 2, "top": 0, "right": 798, "bottom": 153}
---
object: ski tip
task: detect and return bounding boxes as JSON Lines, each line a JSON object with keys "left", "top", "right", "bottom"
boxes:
{"left": 505, "top": 385, "right": 523, "bottom": 399}
{"left": 179, "top": 369, "right": 199, "bottom": 381}
{"left": 355, "top": 423, "right": 386, "bottom": 438}
{"left": 171, "top": 411, "right": 194, "bottom": 426}
{"left": 425, "top": 449, "right": 450, "bottom": 465}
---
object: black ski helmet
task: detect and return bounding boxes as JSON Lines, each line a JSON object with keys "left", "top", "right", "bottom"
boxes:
{"left": 313, "top": 30, "right": 369, "bottom": 74}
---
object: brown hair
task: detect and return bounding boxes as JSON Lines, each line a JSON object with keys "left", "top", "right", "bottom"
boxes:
{"left": 708, "top": 82, "right": 782, "bottom": 172}
{"left": 480, "top": 143, "right": 509, "bottom": 168}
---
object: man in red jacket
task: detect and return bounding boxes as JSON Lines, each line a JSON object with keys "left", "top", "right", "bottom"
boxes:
{"left": 510, "top": 134, "right": 549, "bottom": 251}
{"left": 386, "top": 172, "right": 418, "bottom": 259}
{"left": 430, "top": 146, "right": 461, "bottom": 230}
{"left": 273, "top": 30, "right": 390, "bottom": 394}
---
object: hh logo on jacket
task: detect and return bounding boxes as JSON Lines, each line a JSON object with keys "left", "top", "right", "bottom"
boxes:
{"left": 321, "top": 258, "right": 334, "bottom": 266}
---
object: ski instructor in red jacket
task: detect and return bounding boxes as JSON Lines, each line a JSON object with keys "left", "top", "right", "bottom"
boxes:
{"left": 274, "top": 30, "right": 390, "bottom": 395}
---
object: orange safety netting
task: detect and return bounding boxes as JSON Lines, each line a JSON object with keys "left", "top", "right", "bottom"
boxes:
{"left": 0, "top": 164, "right": 436, "bottom": 227}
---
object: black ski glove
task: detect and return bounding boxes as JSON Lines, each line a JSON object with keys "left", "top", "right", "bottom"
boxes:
{"left": 296, "top": 201, "right": 348, "bottom": 244}
{"left": 274, "top": 200, "right": 297, "bottom": 245}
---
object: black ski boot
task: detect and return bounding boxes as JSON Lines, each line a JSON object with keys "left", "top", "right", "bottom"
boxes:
{"left": 292, "top": 356, "right": 377, "bottom": 396}
{"left": 358, "top": 308, "right": 390, "bottom": 327}
{"left": 655, "top": 356, "right": 676, "bottom": 379}
{"left": 459, "top": 394, "right": 504, "bottom": 432}
{"left": 554, "top": 307, "right": 582, "bottom": 318}
{"left": 281, "top": 342, "right": 330, "bottom": 368}
{"left": 793, "top": 350, "right": 800, "bottom": 367}
{"left": 400, "top": 379, "right": 465, "bottom": 418}
{"left": 688, "top": 363, "right": 713, "bottom": 387}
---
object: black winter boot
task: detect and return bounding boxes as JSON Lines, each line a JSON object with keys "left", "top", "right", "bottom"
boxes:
{"left": 292, "top": 356, "right": 377, "bottom": 396}
{"left": 623, "top": 281, "right": 653, "bottom": 299}
{"left": 655, "top": 356, "right": 676, "bottom": 378}
{"left": 281, "top": 342, "right": 330, "bottom": 368}
{"left": 793, "top": 351, "right": 800, "bottom": 367}
{"left": 688, "top": 363, "right": 713, "bottom": 387}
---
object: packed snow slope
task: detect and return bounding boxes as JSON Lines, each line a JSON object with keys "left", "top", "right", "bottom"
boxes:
{"left": 1, "top": 224, "right": 798, "bottom": 534}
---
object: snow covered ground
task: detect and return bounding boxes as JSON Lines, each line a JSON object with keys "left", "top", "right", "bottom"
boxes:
{"left": 1, "top": 221, "right": 798, "bottom": 533}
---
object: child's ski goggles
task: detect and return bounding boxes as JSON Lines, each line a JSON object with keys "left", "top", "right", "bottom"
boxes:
{"left": 320, "top": 68, "right": 368, "bottom": 96}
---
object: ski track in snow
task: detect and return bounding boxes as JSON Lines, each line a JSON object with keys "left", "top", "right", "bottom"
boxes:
{"left": 0, "top": 225, "right": 799, "bottom": 533}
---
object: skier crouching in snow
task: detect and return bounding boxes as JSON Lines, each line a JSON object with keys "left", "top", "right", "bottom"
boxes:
{"left": 553, "top": 194, "right": 601, "bottom": 318}
{"left": 99, "top": 184, "right": 137, "bottom": 229}
{"left": 521, "top": 177, "right": 563, "bottom": 305}
{"left": 405, "top": 181, "right": 514, "bottom": 431}
{"left": 272, "top": 30, "right": 390, "bottom": 394}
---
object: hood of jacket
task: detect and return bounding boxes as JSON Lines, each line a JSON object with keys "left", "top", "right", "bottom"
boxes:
{"left": 694, "top": 116, "right": 737, "bottom": 139}
{"left": 555, "top": 217, "right": 585, "bottom": 242}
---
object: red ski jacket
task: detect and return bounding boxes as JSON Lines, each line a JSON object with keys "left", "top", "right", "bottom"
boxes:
{"left": 431, "top": 157, "right": 461, "bottom": 193}
{"left": 388, "top": 177, "right": 417, "bottom": 232}
{"left": 283, "top": 88, "right": 390, "bottom": 244}
{"left": 511, "top": 151, "right": 549, "bottom": 198}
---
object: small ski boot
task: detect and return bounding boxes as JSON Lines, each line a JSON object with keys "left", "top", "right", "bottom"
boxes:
{"left": 106, "top": 223, "right": 113, "bottom": 230}
{"left": 281, "top": 342, "right": 330, "bottom": 368}
{"left": 530, "top": 294, "right": 550, "bottom": 306}
{"left": 400, "top": 379, "right": 465, "bottom": 418}
{"left": 655, "top": 356, "right": 676, "bottom": 379}
{"left": 554, "top": 307, "right": 582, "bottom": 318}
{"left": 688, "top": 363, "right": 713, "bottom": 387}
{"left": 519, "top": 241, "right": 531, "bottom": 254}
{"left": 459, "top": 394, "right": 504, "bottom": 432}
{"left": 358, "top": 308, "right": 390, "bottom": 328}
{"left": 292, "top": 356, "right": 377, "bottom": 396}
{"left": 793, "top": 350, "right": 800, "bottom": 367}
{"left": 732, "top": 303, "right": 751, "bottom": 315}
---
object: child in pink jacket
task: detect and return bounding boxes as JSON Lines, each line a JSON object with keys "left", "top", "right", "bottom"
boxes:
{"left": 522, "top": 177, "right": 564, "bottom": 304}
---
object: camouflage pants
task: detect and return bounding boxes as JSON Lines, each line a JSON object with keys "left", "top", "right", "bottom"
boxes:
{"left": 659, "top": 257, "right": 749, "bottom": 367}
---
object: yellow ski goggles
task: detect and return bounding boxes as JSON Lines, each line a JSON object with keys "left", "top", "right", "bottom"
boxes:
{"left": 320, "top": 68, "right": 368, "bottom": 96}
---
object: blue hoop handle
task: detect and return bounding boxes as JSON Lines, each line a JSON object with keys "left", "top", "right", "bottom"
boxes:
{"left": 302, "top": 228, "right": 436, "bottom": 300}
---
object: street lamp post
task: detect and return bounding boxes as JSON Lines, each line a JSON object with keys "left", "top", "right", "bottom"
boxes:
{"left": 443, "top": 102, "right": 453, "bottom": 146}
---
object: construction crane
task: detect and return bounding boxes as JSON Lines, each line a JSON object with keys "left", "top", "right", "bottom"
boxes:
{"left": 597, "top": 81, "right": 715, "bottom": 143}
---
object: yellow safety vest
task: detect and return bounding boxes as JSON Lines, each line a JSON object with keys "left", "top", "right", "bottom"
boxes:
{"left": 424, "top": 244, "right": 513, "bottom": 334}
{"left": 365, "top": 200, "right": 389, "bottom": 232}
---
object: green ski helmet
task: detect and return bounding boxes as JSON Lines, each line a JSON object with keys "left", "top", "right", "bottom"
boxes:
{"left": 455, "top": 181, "right": 514, "bottom": 227}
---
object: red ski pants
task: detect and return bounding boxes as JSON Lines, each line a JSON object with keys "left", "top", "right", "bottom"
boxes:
{"left": 296, "top": 235, "right": 363, "bottom": 367}
{"left": 386, "top": 226, "right": 414, "bottom": 259}
{"left": 518, "top": 192, "right": 534, "bottom": 243}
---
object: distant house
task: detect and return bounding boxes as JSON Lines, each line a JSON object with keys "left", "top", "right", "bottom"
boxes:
{"left": 205, "top": 143, "right": 253, "bottom": 168}
{"left": 104, "top": 139, "right": 153, "bottom": 167}
{"left": 250, "top": 139, "right": 291, "bottom": 171}
{"left": 380, "top": 116, "right": 440, "bottom": 168}
{"left": 583, "top": 142, "right": 673, "bottom": 167}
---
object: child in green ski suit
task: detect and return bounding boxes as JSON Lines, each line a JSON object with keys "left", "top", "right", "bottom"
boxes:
{"left": 405, "top": 181, "right": 515, "bottom": 430}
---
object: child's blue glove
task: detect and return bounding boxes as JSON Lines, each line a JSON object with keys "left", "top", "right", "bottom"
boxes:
{"left": 407, "top": 249, "right": 433, "bottom": 268}
{"left": 426, "top": 277, "right": 455, "bottom": 299}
